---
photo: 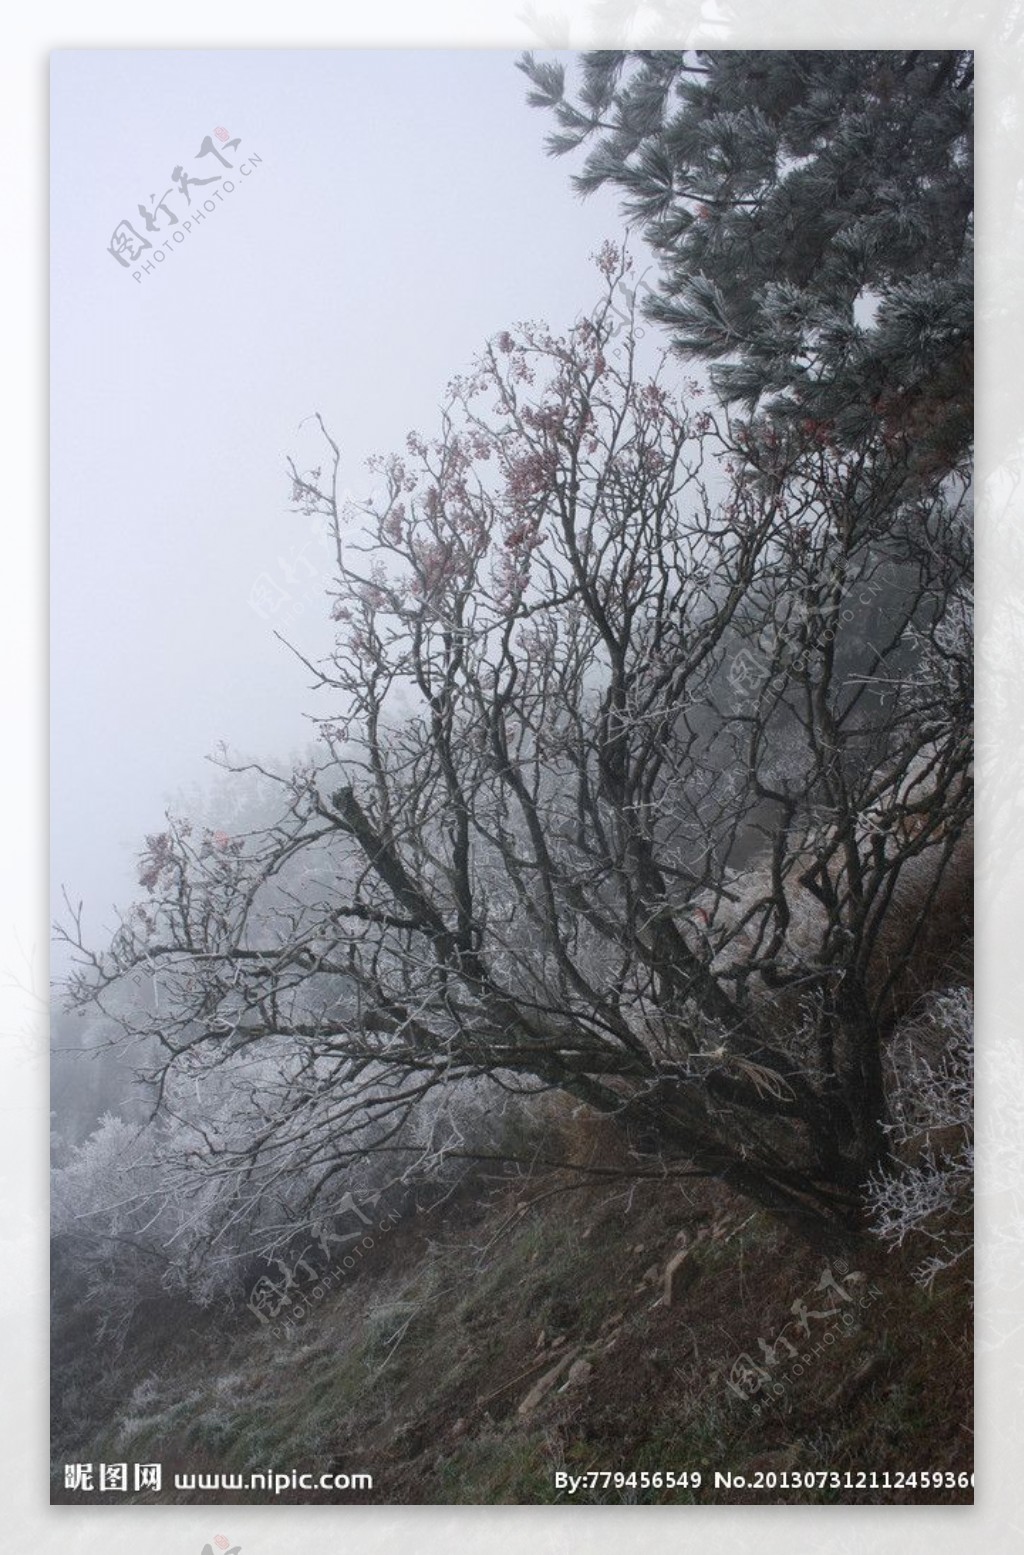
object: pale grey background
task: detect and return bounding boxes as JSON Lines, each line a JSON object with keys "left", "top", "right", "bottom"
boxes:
{"left": 2, "top": 2, "right": 1017, "bottom": 1551}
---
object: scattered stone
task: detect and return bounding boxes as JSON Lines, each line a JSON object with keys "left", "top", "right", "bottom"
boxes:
{"left": 451, "top": 1418, "right": 467, "bottom": 1440}
{"left": 631, "top": 1243, "right": 646, "bottom": 1255}
{"left": 518, "top": 1347, "right": 581, "bottom": 1416}
{"left": 741, "top": 1445, "right": 802, "bottom": 1476}
{"left": 823, "top": 1352, "right": 887, "bottom": 1412}
{"left": 663, "top": 1247, "right": 701, "bottom": 1307}
{"left": 536, "top": 1329, "right": 547, "bottom": 1349}
{"left": 640, "top": 1262, "right": 660, "bottom": 1287}
{"left": 565, "top": 1358, "right": 593, "bottom": 1389}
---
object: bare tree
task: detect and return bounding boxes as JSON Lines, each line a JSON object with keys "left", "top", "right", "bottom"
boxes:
{"left": 59, "top": 251, "right": 972, "bottom": 1249}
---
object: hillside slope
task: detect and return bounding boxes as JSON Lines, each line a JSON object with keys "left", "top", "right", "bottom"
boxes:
{"left": 52, "top": 1161, "right": 972, "bottom": 1506}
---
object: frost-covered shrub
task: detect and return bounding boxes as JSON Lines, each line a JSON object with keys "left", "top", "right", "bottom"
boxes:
{"left": 51, "top": 1063, "right": 559, "bottom": 1321}
{"left": 866, "top": 987, "right": 973, "bottom": 1287}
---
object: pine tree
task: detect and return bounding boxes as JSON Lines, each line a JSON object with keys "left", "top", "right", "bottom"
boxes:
{"left": 521, "top": 49, "right": 973, "bottom": 479}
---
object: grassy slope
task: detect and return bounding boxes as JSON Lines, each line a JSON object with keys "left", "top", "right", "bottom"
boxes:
{"left": 51, "top": 1163, "right": 973, "bottom": 1506}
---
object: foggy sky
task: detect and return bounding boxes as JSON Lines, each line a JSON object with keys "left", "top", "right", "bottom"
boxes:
{"left": 50, "top": 49, "right": 627, "bottom": 966}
